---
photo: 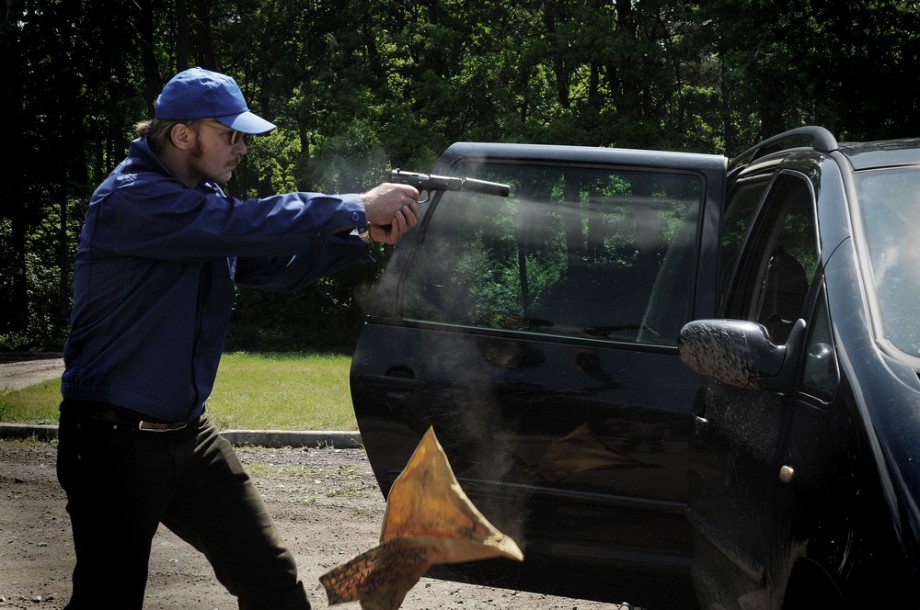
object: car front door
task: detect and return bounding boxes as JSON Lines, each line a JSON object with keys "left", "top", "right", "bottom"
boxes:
{"left": 685, "top": 169, "right": 824, "bottom": 609}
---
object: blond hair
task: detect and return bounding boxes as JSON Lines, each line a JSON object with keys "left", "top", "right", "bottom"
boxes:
{"left": 135, "top": 119, "right": 201, "bottom": 154}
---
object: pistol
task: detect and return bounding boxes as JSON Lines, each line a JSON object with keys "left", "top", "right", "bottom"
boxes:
{"left": 390, "top": 169, "right": 511, "bottom": 203}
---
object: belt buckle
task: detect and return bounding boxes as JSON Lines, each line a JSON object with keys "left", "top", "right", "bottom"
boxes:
{"left": 138, "top": 420, "right": 187, "bottom": 432}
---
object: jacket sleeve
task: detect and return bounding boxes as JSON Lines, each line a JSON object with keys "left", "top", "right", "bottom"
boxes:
{"left": 232, "top": 232, "right": 374, "bottom": 292}
{"left": 85, "top": 167, "right": 368, "bottom": 261}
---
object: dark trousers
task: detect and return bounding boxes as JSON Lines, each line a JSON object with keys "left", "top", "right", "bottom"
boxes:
{"left": 56, "top": 407, "right": 310, "bottom": 610}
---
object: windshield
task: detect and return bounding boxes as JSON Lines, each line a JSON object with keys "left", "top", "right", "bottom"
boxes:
{"left": 856, "top": 168, "right": 920, "bottom": 360}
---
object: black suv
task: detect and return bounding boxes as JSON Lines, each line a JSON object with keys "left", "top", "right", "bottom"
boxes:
{"left": 349, "top": 127, "right": 920, "bottom": 609}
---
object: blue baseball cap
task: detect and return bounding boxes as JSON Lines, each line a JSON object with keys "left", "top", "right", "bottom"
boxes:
{"left": 154, "top": 67, "right": 276, "bottom": 134}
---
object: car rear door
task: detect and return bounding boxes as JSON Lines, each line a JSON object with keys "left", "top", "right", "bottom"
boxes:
{"left": 351, "top": 143, "right": 726, "bottom": 600}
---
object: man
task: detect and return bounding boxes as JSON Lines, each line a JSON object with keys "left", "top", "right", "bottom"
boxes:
{"left": 56, "top": 67, "right": 419, "bottom": 610}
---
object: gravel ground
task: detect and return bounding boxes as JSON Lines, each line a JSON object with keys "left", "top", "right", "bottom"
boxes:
{"left": 0, "top": 356, "right": 64, "bottom": 392}
{"left": 0, "top": 439, "right": 634, "bottom": 610}
{"left": 0, "top": 356, "right": 635, "bottom": 609}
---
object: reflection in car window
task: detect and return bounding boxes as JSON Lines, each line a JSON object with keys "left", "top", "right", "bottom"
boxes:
{"left": 399, "top": 162, "right": 703, "bottom": 345}
{"left": 729, "top": 175, "right": 817, "bottom": 344}
{"left": 718, "top": 176, "right": 770, "bottom": 301}
{"left": 856, "top": 168, "right": 920, "bottom": 359}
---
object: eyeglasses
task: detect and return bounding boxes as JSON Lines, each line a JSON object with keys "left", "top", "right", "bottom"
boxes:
{"left": 199, "top": 119, "right": 245, "bottom": 145}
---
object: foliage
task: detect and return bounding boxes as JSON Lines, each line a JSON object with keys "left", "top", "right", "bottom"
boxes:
{"left": 3, "top": 0, "right": 919, "bottom": 350}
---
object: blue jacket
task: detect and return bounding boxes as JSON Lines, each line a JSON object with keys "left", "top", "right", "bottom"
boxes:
{"left": 61, "top": 137, "right": 372, "bottom": 422}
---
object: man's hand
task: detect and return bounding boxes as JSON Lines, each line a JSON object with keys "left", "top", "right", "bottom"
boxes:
{"left": 360, "top": 183, "right": 420, "bottom": 245}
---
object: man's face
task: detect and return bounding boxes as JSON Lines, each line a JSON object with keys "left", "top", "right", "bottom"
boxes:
{"left": 188, "top": 120, "right": 247, "bottom": 184}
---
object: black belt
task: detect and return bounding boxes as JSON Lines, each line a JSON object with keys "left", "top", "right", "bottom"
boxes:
{"left": 61, "top": 400, "right": 190, "bottom": 432}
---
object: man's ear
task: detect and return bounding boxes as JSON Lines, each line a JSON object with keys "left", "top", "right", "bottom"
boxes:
{"left": 169, "top": 123, "right": 194, "bottom": 150}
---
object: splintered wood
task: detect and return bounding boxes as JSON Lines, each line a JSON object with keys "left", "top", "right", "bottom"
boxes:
{"left": 319, "top": 427, "right": 524, "bottom": 610}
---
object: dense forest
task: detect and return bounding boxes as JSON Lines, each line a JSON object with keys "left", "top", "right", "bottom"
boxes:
{"left": 2, "top": 0, "right": 919, "bottom": 352}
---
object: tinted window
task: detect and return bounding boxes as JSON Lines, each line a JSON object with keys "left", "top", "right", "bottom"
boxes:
{"left": 719, "top": 176, "right": 770, "bottom": 300}
{"left": 400, "top": 162, "right": 704, "bottom": 345}
{"left": 728, "top": 174, "right": 817, "bottom": 344}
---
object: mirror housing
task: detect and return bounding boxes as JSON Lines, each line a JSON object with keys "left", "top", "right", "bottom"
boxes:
{"left": 678, "top": 318, "right": 806, "bottom": 392}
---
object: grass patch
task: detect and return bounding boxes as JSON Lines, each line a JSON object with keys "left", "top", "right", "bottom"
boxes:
{"left": 0, "top": 378, "right": 61, "bottom": 425}
{"left": 0, "top": 352, "right": 357, "bottom": 431}
{"left": 325, "top": 484, "right": 373, "bottom": 498}
{"left": 243, "top": 463, "right": 309, "bottom": 478}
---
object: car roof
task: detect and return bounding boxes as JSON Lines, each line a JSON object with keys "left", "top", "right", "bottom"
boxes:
{"left": 439, "top": 134, "right": 920, "bottom": 177}
{"left": 727, "top": 126, "right": 920, "bottom": 174}
{"left": 439, "top": 142, "right": 728, "bottom": 173}
{"left": 837, "top": 138, "right": 920, "bottom": 171}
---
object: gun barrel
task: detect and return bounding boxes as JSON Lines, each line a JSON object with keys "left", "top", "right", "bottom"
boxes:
{"left": 459, "top": 177, "right": 511, "bottom": 197}
{"left": 390, "top": 169, "right": 510, "bottom": 199}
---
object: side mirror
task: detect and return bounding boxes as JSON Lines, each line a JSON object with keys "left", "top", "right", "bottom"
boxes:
{"left": 677, "top": 318, "right": 806, "bottom": 392}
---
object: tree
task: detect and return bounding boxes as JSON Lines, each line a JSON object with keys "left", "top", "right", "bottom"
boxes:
{"left": 4, "top": 0, "right": 920, "bottom": 350}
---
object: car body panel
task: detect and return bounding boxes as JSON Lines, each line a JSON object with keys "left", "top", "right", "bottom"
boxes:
{"left": 351, "top": 130, "right": 920, "bottom": 608}
{"left": 681, "top": 138, "right": 920, "bottom": 608}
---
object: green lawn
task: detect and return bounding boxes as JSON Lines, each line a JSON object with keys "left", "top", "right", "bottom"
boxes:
{"left": 0, "top": 352, "right": 357, "bottom": 431}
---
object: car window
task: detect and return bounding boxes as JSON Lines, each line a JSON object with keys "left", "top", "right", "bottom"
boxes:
{"left": 728, "top": 174, "right": 817, "bottom": 344}
{"left": 399, "top": 162, "right": 704, "bottom": 345}
{"left": 718, "top": 175, "right": 771, "bottom": 300}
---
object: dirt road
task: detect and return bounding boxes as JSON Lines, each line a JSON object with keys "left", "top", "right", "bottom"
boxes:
{"left": 0, "top": 439, "right": 632, "bottom": 610}
{"left": 1, "top": 357, "right": 633, "bottom": 608}
{"left": 0, "top": 356, "right": 64, "bottom": 392}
